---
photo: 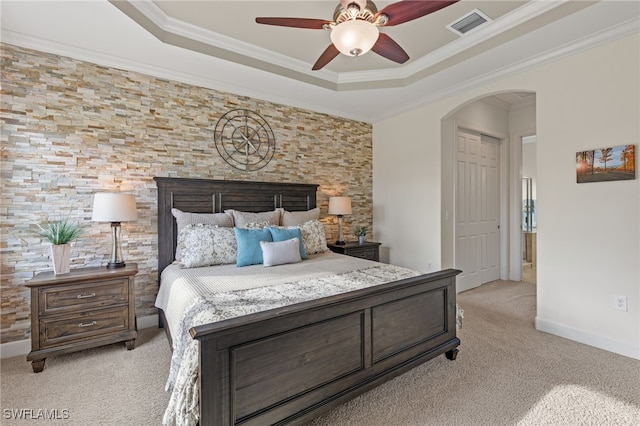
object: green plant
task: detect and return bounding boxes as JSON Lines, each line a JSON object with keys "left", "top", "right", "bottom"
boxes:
{"left": 354, "top": 226, "right": 368, "bottom": 237}
{"left": 31, "top": 215, "right": 84, "bottom": 245}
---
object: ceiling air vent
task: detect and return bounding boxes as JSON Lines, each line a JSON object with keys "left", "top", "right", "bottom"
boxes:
{"left": 447, "top": 9, "right": 492, "bottom": 36}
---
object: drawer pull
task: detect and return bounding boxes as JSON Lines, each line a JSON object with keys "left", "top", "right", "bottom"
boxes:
{"left": 78, "top": 321, "right": 97, "bottom": 328}
{"left": 76, "top": 293, "right": 96, "bottom": 299}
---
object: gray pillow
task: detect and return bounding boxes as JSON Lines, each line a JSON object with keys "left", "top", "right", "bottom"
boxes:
{"left": 281, "top": 207, "right": 320, "bottom": 226}
{"left": 172, "top": 208, "right": 234, "bottom": 260}
{"left": 225, "top": 209, "right": 281, "bottom": 228}
{"left": 260, "top": 237, "right": 302, "bottom": 267}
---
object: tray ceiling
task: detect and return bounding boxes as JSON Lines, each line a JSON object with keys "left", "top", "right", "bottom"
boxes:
{"left": 2, "top": 1, "right": 638, "bottom": 121}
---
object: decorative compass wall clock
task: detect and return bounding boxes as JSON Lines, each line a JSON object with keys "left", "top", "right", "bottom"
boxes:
{"left": 214, "top": 109, "right": 276, "bottom": 171}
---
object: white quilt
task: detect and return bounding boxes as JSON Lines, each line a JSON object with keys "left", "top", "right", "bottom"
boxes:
{"left": 156, "top": 252, "right": 383, "bottom": 338}
{"left": 155, "top": 252, "right": 423, "bottom": 426}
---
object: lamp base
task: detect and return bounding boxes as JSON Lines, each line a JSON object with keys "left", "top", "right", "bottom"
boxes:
{"left": 106, "top": 222, "right": 126, "bottom": 269}
{"left": 334, "top": 240, "right": 346, "bottom": 245}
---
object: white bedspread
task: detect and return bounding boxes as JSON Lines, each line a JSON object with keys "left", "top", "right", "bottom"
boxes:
{"left": 155, "top": 252, "right": 381, "bottom": 339}
{"left": 156, "top": 252, "right": 422, "bottom": 426}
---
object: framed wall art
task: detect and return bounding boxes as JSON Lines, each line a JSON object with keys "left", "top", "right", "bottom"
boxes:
{"left": 576, "top": 144, "right": 635, "bottom": 183}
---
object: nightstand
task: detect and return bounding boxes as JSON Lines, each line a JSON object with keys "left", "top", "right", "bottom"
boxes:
{"left": 26, "top": 263, "right": 138, "bottom": 373}
{"left": 327, "top": 241, "right": 381, "bottom": 262}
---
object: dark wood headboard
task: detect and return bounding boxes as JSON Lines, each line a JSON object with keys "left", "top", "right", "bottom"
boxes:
{"left": 154, "top": 177, "right": 319, "bottom": 280}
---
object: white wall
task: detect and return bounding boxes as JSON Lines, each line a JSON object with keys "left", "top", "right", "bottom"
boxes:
{"left": 372, "top": 109, "right": 442, "bottom": 271}
{"left": 373, "top": 34, "right": 639, "bottom": 359}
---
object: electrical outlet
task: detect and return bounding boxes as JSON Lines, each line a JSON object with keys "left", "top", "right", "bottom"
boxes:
{"left": 614, "top": 295, "right": 627, "bottom": 312}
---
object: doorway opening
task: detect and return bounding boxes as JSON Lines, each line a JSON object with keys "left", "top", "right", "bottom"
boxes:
{"left": 440, "top": 90, "right": 536, "bottom": 290}
{"left": 521, "top": 135, "right": 537, "bottom": 284}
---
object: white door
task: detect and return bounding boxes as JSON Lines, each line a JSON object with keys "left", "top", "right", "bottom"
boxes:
{"left": 455, "top": 130, "right": 500, "bottom": 292}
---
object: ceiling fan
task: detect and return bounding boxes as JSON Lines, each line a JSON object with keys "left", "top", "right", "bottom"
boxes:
{"left": 256, "top": 0, "right": 459, "bottom": 70}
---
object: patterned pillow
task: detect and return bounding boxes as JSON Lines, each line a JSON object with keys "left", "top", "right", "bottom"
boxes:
{"left": 281, "top": 220, "right": 329, "bottom": 255}
{"left": 172, "top": 208, "right": 234, "bottom": 260}
{"left": 244, "top": 221, "right": 272, "bottom": 229}
{"left": 225, "top": 209, "right": 281, "bottom": 228}
{"left": 177, "top": 224, "right": 237, "bottom": 268}
{"left": 260, "top": 238, "right": 302, "bottom": 267}
{"left": 281, "top": 208, "right": 320, "bottom": 226}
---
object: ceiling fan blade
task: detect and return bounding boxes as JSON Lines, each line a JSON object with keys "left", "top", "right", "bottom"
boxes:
{"left": 371, "top": 33, "right": 410, "bottom": 64}
{"left": 312, "top": 44, "right": 340, "bottom": 70}
{"left": 255, "top": 17, "right": 330, "bottom": 30}
{"left": 377, "top": 0, "right": 459, "bottom": 27}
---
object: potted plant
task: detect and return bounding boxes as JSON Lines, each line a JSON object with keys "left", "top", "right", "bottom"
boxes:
{"left": 354, "top": 226, "right": 368, "bottom": 245}
{"left": 31, "top": 215, "right": 84, "bottom": 274}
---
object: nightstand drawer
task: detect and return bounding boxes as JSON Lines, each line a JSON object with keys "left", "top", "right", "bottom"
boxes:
{"left": 39, "top": 306, "right": 129, "bottom": 348}
{"left": 344, "top": 247, "right": 376, "bottom": 260}
{"left": 328, "top": 241, "right": 381, "bottom": 262}
{"left": 39, "top": 279, "right": 128, "bottom": 316}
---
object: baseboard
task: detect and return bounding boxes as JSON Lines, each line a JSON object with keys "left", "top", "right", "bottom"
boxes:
{"left": 0, "top": 339, "right": 32, "bottom": 360}
{"left": 136, "top": 313, "right": 159, "bottom": 330}
{"left": 0, "top": 314, "right": 159, "bottom": 359}
{"left": 535, "top": 316, "right": 640, "bottom": 360}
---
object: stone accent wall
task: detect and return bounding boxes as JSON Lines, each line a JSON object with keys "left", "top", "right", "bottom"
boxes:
{"left": 0, "top": 44, "right": 373, "bottom": 344}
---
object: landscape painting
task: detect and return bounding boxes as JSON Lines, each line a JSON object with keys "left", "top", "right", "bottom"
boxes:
{"left": 576, "top": 144, "right": 635, "bottom": 183}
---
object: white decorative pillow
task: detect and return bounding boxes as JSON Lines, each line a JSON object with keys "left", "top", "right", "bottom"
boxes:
{"left": 172, "top": 208, "right": 234, "bottom": 260}
{"left": 260, "top": 238, "right": 302, "bottom": 267}
{"left": 297, "top": 220, "right": 330, "bottom": 255}
{"left": 225, "top": 209, "right": 281, "bottom": 228}
{"left": 281, "top": 208, "right": 320, "bottom": 226}
{"left": 177, "top": 224, "right": 237, "bottom": 268}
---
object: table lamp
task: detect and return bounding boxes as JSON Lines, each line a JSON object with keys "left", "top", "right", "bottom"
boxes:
{"left": 92, "top": 193, "right": 137, "bottom": 268}
{"left": 328, "top": 196, "right": 352, "bottom": 245}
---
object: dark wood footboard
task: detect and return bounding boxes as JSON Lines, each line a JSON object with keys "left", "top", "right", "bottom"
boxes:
{"left": 191, "top": 268, "right": 461, "bottom": 426}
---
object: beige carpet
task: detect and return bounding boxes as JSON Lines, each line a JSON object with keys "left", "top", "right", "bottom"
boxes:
{"left": 1, "top": 327, "right": 171, "bottom": 425}
{"left": 2, "top": 280, "right": 638, "bottom": 425}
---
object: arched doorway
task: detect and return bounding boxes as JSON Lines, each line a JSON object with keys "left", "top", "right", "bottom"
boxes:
{"left": 441, "top": 91, "right": 536, "bottom": 292}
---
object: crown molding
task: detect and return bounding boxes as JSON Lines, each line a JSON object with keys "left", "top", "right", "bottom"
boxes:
{"left": 110, "top": 0, "right": 571, "bottom": 90}
{"left": 337, "top": 0, "right": 571, "bottom": 85}
{"left": 109, "top": 0, "right": 340, "bottom": 86}
{"left": 3, "top": 1, "right": 637, "bottom": 124}
{"left": 124, "top": 0, "right": 335, "bottom": 78}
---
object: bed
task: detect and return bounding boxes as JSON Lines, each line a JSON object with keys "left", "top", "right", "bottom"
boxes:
{"left": 154, "top": 177, "right": 461, "bottom": 426}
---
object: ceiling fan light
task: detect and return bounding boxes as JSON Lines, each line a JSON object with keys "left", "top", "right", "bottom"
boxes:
{"left": 330, "top": 20, "right": 379, "bottom": 57}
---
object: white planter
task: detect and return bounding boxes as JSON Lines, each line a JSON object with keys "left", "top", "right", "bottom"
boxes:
{"left": 50, "top": 243, "right": 71, "bottom": 274}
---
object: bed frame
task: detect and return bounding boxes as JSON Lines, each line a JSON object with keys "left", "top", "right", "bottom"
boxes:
{"left": 155, "top": 177, "right": 461, "bottom": 426}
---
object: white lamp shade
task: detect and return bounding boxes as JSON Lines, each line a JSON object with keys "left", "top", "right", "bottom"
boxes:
{"left": 330, "top": 20, "right": 379, "bottom": 57}
{"left": 328, "top": 196, "right": 352, "bottom": 215}
{"left": 92, "top": 193, "right": 137, "bottom": 222}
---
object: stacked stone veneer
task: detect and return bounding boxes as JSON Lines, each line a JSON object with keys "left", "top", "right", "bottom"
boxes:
{"left": 0, "top": 44, "right": 373, "bottom": 344}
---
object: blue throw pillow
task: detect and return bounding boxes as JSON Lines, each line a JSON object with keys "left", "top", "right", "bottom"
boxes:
{"left": 234, "top": 227, "right": 273, "bottom": 267}
{"left": 268, "top": 227, "right": 307, "bottom": 259}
